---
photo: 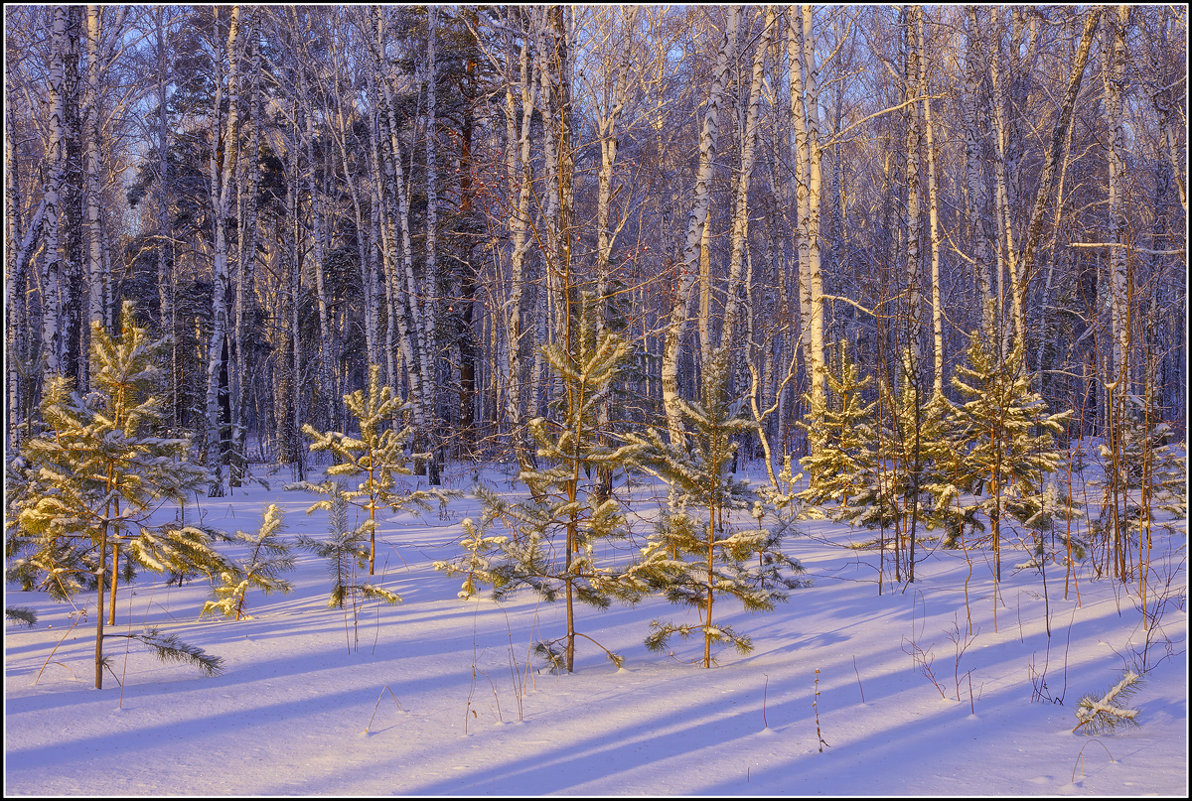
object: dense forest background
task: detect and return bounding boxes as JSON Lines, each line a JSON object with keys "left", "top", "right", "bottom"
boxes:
{"left": 5, "top": 5, "right": 1187, "bottom": 498}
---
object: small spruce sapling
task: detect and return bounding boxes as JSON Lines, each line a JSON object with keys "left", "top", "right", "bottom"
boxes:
{"left": 437, "top": 299, "right": 653, "bottom": 672}
{"left": 797, "top": 340, "right": 879, "bottom": 520}
{"left": 293, "top": 364, "right": 454, "bottom": 576}
{"left": 298, "top": 488, "right": 401, "bottom": 609}
{"left": 948, "top": 334, "right": 1072, "bottom": 580}
{"left": 202, "top": 504, "right": 295, "bottom": 620}
{"left": 629, "top": 367, "right": 804, "bottom": 668}
{"left": 8, "top": 302, "right": 225, "bottom": 688}
{"left": 298, "top": 489, "right": 399, "bottom": 651}
{"left": 830, "top": 358, "right": 953, "bottom": 583}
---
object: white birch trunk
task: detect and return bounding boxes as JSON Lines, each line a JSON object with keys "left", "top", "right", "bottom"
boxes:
{"left": 503, "top": 21, "right": 538, "bottom": 468}
{"left": 205, "top": 5, "right": 242, "bottom": 497}
{"left": 423, "top": 5, "right": 440, "bottom": 480}
{"left": 902, "top": 6, "right": 924, "bottom": 381}
{"left": 84, "top": 6, "right": 106, "bottom": 347}
{"left": 1103, "top": 6, "right": 1130, "bottom": 387}
{"left": 41, "top": 7, "right": 69, "bottom": 378}
{"left": 988, "top": 28, "right": 1019, "bottom": 357}
{"left": 918, "top": 10, "right": 944, "bottom": 397}
{"left": 661, "top": 6, "right": 739, "bottom": 446}
{"left": 789, "top": 5, "right": 827, "bottom": 434}
{"left": 718, "top": 8, "right": 773, "bottom": 357}
{"left": 963, "top": 8, "right": 995, "bottom": 338}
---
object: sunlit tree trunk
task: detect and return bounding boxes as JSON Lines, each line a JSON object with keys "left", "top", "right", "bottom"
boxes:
{"left": 963, "top": 8, "right": 995, "bottom": 339}
{"left": 917, "top": 9, "right": 944, "bottom": 397}
{"left": 789, "top": 5, "right": 827, "bottom": 443}
{"left": 1102, "top": 5, "right": 1131, "bottom": 390}
{"left": 41, "top": 7, "right": 72, "bottom": 379}
{"left": 661, "top": 6, "right": 739, "bottom": 447}
{"left": 82, "top": 5, "right": 108, "bottom": 380}
{"left": 501, "top": 16, "right": 539, "bottom": 470}
{"left": 718, "top": 8, "right": 773, "bottom": 361}
{"left": 205, "top": 5, "right": 242, "bottom": 497}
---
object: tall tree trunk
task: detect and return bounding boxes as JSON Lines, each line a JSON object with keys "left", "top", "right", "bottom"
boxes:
{"left": 902, "top": 5, "right": 924, "bottom": 383}
{"left": 1102, "top": 5, "right": 1131, "bottom": 392}
{"left": 917, "top": 9, "right": 944, "bottom": 397}
{"left": 231, "top": 16, "right": 262, "bottom": 489}
{"left": 789, "top": 5, "right": 827, "bottom": 447}
{"left": 153, "top": 8, "right": 179, "bottom": 432}
{"left": 718, "top": 8, "right": 772, "bottom": 358}
{"left": 661, "top": 6, "right": 739, "bottom": 447}
{"left": 373, "top": 7, "right": 435, "bottom": 479}
{"left": 500, "top": 14, "right": 539, "bottom": 471}
{"left": 422, "top": 5, "right": 442, "bottom": 483}
{"left": 205, "top": 5, "right": 242, "bottom": 498}
{"left": 988, "top": 10, "right": 1021, "bottom": 358}
{"left": 83, "top": 5, "right": 108, "bottom": 385}
{"left": 963, "top": 8, "right": 995, "bottom": 339}
{"left": 41, "top": 7, "right": 71, "bottom": 379}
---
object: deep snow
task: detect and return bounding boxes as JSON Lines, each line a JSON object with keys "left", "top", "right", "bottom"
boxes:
{"left": 5, "top": 460, "right": 1187, "bottom": 796}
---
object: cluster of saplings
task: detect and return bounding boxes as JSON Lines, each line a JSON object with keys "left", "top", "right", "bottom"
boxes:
{"left": 5, "top": 301, "right": 804, "bottom": 687}
{"left": 796, "top": 337, "right": 1184, "bottom": 590}
{"left": 6, "top": 303, "right": 1182, "bottom": 688}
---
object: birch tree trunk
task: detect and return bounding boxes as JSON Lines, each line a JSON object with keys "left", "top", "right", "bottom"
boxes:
{"left": 501, "top": 15, "right": 539, "bottom": 470}
{"left": 299, "top": 70, "right": 334, "bottom": 435}
{"left": 717, "top": 7, "right": 773, "bottom": 369}
{"left": 661, "top": 6, "right": 739, "bottom": 446}
{"left": 41, "top": 7, "right": 71, "bottom": 379}
{"left": 205, "top": 5, "right": 242, "bottom": 498}
{"left": 375, "top": 8, "right": 438, "bottom": 484}
{"left": 789, "top": 5, "right": 827, "bottom": 442}
{"left": 231, "top": 14, "right": 262, "bottom": 489}
{"left": 1103, "top": 5, "right": 1131, "bottom": 391}
{"left": 153, "top": 8, "right": 179, "bottom": 432}
{"left": 917, "top": 9, "right": 944, "bottom": 397}
{"left": 422, "top": 5, "right": 441, "bottom": 482}
{"left": 902, "top": 5, "right": 924, "bottom": 382}
{"left": 83, "top": 5, "right": 108, "bottom": 385}
{"left": 1016, "top": 7, "right": 1102, "bottom": 346}
{"left": 328, "top": 41, "right": 381, "bottom": 373}
{"left": 988, "top": 11, "right": 1022, "bottom": 357}
{"left": 963, "top": 8, "right": 995, "bottom": 339}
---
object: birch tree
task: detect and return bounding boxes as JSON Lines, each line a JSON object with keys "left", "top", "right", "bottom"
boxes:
{"left": 204, "top": 5, "right": 242, "bottom": 497}
{"left": 661, "top": 6, "right": 739, "bottom": 447}
{"left": 788, "top": 5, "right": 828, "bottom": 449}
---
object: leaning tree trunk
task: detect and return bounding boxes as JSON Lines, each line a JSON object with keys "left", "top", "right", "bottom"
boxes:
{"left": 661, "top": 6, "right": 739, "bottom": 447}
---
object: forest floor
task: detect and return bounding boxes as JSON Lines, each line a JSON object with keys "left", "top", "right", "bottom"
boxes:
{"left": 4, "top": 459, "right": 1187, "bottom": 796}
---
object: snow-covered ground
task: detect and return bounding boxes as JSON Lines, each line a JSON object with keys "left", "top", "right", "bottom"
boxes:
{"left": 5, "top": 460, "right": 1187, "bottom": 796}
